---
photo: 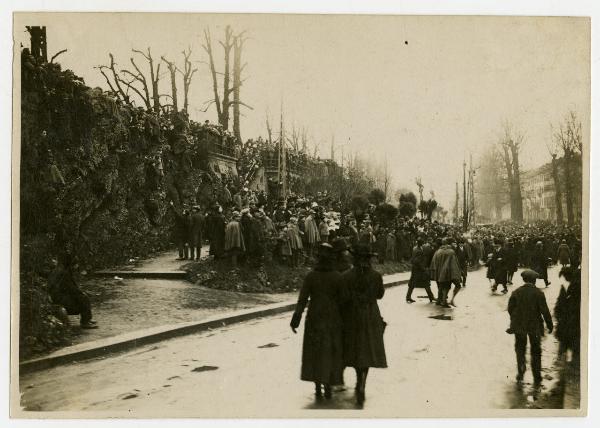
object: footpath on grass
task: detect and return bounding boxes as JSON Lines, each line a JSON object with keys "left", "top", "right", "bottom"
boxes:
{"left": 20, "top": 250, "right": 410, "bottom": 374}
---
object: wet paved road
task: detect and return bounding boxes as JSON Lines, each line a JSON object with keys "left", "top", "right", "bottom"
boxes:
{"left": 19, "top": 266, "right": 573, "bottom": 416}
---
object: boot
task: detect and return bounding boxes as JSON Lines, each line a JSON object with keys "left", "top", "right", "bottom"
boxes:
{"left": 314, "top": 383, "right": 322, "bottom": 398}
{"left": 323, "top": 384, "right": 332, "bottom": 399}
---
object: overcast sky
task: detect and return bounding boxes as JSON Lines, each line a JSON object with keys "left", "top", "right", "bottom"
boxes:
{"left": 14, "top": 13, "right": 590, "bottom": 208}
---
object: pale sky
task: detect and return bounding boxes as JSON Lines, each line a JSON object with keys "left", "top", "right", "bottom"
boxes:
{"left": 14, "top": 13, "right": 590, "bottom": 208}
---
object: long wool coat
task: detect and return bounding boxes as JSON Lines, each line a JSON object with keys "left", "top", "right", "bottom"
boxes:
{"left": 557, "top": 243, "right": 571, "bottom": 265}
{"left": 287, "top": 224, "right": 304, "bottom": 250}
{"left": 292, "top": 267, "right": 344, "bottom": 385}
{"left": 409, "top": 245, "right": 431, "bottom": 288}
{"left": 489, "top": 247, "right": 508, "bottom": 285}
{"left": 339, "top": 267, "right": 387, "bottom": 369}
{"left": 224, "top": 220, "right": 245, "bottom": 251}
{"left": 304, "top": 216, "right": 320, "bottom": 245}
{"left": 532, "top": 249, "right": 549, "bottom": 281}
{"left": 206, "top": 212, "right": 226, "bottom": 257}
{"left": 430, "top": 245, "right": 462, "bottom": 284}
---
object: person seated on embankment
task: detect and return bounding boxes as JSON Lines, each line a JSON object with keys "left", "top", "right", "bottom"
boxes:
{"left": 48, "top": 253, "right": 98, "bottom": 329}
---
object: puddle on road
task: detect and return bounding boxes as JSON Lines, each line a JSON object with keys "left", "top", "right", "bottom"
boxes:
{"left": 258, "top": 343, "right": 279, "bottom": 348}
{"left": 428, "top": 314, "right": 453, "bottom": 320}
{"left": 191, "top": 365, "right": 219, "bottom": 372}
{"left": 118, "top": 392, "right": 139, "bottom": 400}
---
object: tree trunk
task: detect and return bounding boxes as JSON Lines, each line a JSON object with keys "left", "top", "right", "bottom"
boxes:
{"left": 203, "top": 30, "right": 223, "bottom": 122}
{"left": 551, "top": 154, "right": 564, "bottom": 224}
{"left": 220, "top": 26, "right": 234, "bottom": 129}
{"left": 27, "top": 26, "right": 48, "bottom": 62}
{"left": 147, "top": 50, "right": 161, "bottom": 115}
{"left": 501, "top": 145, "right": 516, "bottom": 221}
{"left": 510, "top": 143, "right": 523, "bottom": 222}
{"left": 563, "top": 151, "right": 575, "bottom": 226}
{"left": 232, "top": 36, "right": 243, "bottom": 142}
{"left": 162, "top": 58, "right": 178, "bottom": 113}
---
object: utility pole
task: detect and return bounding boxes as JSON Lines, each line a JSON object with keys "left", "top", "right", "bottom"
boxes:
{"left": 469, "top": 152, "right": 476, "bottom": 225}
{"left": 279, "top": 108, "right": 287, "bottom": 199}
{"left": 330, "top": 135, "right": 335, "bottom": 162}
{"left": 416, "top": 176, "right": 424, "bottom": 203}
{"left": 463, "top": 160, "right": 468, "bottom": 231}
{"left": 454, "top": 182, "right": 460, "bottom": 222}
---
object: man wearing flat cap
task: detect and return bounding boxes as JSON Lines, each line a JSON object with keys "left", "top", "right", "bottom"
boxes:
{"left": 507, "top": 269, "right": 553, "bottom": 383}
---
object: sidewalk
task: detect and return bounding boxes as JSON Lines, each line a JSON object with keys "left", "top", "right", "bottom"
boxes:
{"left": 65, "top": 250, "right": 295, "bottom": 347}
{"left": 21, "top": 250, "right": 410, "bottom": 373}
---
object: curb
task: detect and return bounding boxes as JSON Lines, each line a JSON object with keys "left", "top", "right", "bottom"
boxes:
{"left": 20, "top": 277, "right": 409, "bottom": 375}
{"left": 93, "top": 270, "right": 187, "bottom": 279}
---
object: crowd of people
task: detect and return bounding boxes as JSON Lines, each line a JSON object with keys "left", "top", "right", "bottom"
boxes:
{"left": 286, "top": 215, "right": 582, "bottom": 404}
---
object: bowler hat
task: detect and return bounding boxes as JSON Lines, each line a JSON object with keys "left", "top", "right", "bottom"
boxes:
{"left": 521, "top": 269, "right": 539, "bottom": 282}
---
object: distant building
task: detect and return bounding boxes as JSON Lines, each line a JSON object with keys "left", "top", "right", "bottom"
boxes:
{"left": 478, "top": 155, "right": 582, "bottom": 224}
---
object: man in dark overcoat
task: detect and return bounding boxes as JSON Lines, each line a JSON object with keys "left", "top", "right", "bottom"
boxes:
{"left": 189, "top": 205, "right": 205, "bottom": 261}
{"left": 206, "top": 203, "right": 226, "bottom": 259}
{"left": 531, "top": 241, "right": 551, "bottom": 287}
{"left": 290, "top": 244, "right": 344, "bottom": 399}
{"left": 490, "top": 238, "right": 509, "bottom": 293}
{"left": 507, "top": 269, "right": 553, "bottom": 383}
{"left": 339, "top": 244, "right": 387, "bottom": 405}
{"left": 406, "top": 238, "right": 435, "bottom": 303}
{"left": 170, "top": 202, "right": 192, "bottom": 260}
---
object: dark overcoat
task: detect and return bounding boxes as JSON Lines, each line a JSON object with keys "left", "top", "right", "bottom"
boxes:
{"left": 339, "top": 267, "right": 387, "bottom": 369}
{"left": 557, "top": 244, "right": 571, "bottom": 265}
{"left": 531, "top": 249, "right": 549, "bottom": 281}
{"left": 409, "top": 245, "right": 430, "bottom": 288}
{"left": 190, "top": 212, "right": 204, "bottom": 246}
{"left": 504, "top": 245, "right": 518, "bottom": 273}
{"left": 508, "top": 283, "right": 553, "bottom": 336}
{"left": 292, "top": 268, "right": 344, "bottom": 385}
{"left": 206, "top": 212, "right": 226, "bottom": 257}
{"left": 490, "top": 247, "right": 508, "bottom": 285}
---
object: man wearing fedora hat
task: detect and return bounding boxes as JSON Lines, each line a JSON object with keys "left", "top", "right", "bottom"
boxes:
{"left": 189, "top": 205, "right": 204, "bottom": 261}
{"left": 507, "top": 269, "right": 553, "bottom": 383}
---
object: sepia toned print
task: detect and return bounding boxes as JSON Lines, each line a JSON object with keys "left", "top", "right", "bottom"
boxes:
{"left": 11, "top": 12, "right": 589, "bottom": 418}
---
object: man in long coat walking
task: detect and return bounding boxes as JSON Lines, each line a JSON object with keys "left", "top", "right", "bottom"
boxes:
{"left": 406, "top": 238, "right": 435, "bottom": 303}
{"left": 290, "top": 243, "right": 344, "bottom": 399}
{"left": 339, "top": 243, "right": 387, "bottom": 405}
{"left": 507, "top": 269, "right": 553, "bottom": 383}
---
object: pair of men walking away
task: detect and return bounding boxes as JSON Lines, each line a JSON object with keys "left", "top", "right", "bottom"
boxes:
{"left": 429, "top": 237, "right": 463, "bottom": 307}
{"left": 290, "top": 243, "right": 387, "bottom": 406}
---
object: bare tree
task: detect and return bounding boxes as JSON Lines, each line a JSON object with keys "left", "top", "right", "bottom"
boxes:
{"left": 96, "top": 53, "right": 132, "bottom": 105}
{"left": 202, "top": 26, "right": 253, "bottom": 133}
{"left": 132, "top": 48, "right": 162, "bottom": 114}
{"left": 553, "top": 111, "right": 583, "bottom": 225}
{"left": 97, "top": 48, "right": 163, "bottom": 113}
{"left": 232, "top": 31, "right": 248, "bottom": 142}
{"left": 478, "top": 145, "right": 506, "bottom": 221}
{"left": 161, "top": 55, "right": 178, "bottom": 112}
{"left": 498, "top": 121, "right": 524, "bottom": 222}
{"left": 546, "top": 134, "right": 564, "bottom": 224}
{"left": 178, "top": 47, "right": 197, "bottom": 114}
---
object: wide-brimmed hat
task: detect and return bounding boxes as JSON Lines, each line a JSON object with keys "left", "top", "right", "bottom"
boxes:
{"left": 521, "top": 269, "right": 539, "bottom": 282}
{"left": 349, "top": 243, "right": 377, "bottom": 258}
